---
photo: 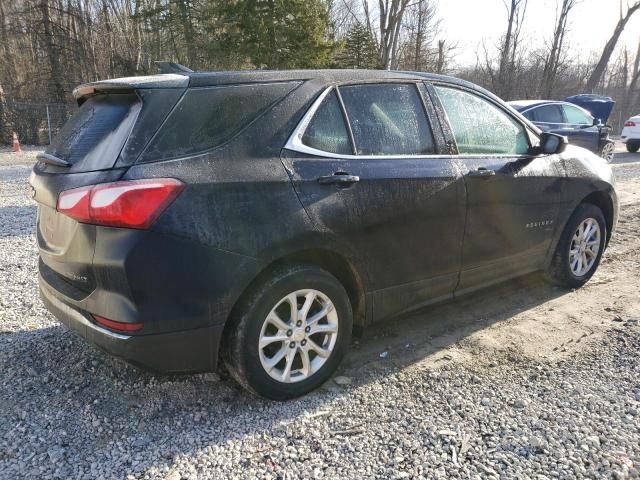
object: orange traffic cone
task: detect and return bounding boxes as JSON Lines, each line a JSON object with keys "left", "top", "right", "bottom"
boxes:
{"left": 12, "top": 132, "right": 22, "bottom": 153}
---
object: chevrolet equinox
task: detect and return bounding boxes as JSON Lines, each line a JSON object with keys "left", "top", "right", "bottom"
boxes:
{"left": 32, "top": 70, "right": 618, "bottom": 399}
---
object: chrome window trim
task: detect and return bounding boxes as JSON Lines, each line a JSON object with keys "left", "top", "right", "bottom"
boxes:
{"left": 285, "top": 85, "right": 538, "bottom": 160}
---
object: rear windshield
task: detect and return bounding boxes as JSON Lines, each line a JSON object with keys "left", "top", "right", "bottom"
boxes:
{"left": 46, "top": 94, "right": 141, "bottom": 170}
{"left": 140, "top": 82, "right": 299, "bottom": 162}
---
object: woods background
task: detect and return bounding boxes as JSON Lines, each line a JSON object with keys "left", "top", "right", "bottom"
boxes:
{"left": 0, "top": 0, "right": 639, "bottom": 145}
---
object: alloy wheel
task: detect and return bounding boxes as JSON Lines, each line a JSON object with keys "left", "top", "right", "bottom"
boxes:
{"left": 258, "top": 289, "right": 339, "bottom": 383}
{"left": 569, "top": 218, "right": 601, "bottom": 277}
{"left": 601, "top": 143, "right": 615, "bottom": 163}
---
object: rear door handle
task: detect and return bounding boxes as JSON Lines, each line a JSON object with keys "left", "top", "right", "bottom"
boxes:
{"left": 317, "top": 173, "right": 360, "bottom": 185}
{"left": 467, "top": 168, "right": 495, "bottom": 178}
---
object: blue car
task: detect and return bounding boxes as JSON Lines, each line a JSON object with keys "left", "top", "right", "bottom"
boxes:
{"left": 509, "top": 95, "right": 615, "bottom": 162}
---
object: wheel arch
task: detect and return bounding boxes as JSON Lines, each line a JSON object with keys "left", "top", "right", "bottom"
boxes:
{"left": 224, "top": 248, "right": 367, "bottom": 339}
{"left": 545, "top": 189, "right": 615, "bottom": 271}
{"left": 580, "top": 190, "right": 614, "bottom": 245}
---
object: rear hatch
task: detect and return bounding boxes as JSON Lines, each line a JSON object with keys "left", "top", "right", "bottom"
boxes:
{"left": 32, "top": 74, "right": 188, "bottom": 295}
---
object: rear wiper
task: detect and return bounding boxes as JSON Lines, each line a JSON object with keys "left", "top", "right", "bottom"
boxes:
{"left": 37, "top": 153, "right": 71, "bottom": 168}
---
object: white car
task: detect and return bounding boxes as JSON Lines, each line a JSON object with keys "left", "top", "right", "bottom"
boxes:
{"left": 621, "top": 115, "right": 640, "bottom": 152}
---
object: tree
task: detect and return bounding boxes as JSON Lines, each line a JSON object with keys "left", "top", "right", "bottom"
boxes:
{"left": 214, "top": 0, "right": 335, "bottom": 69}
{"left": 377, "top": 0, "right": 413, "bottom": 69}
{"left": 38, "top": 0, "right": 66, "bottom": 102}
{"left": 480, "top": 0, "right": 528, "bottom": 99}
{"left": 335, "top": 23, "right": 379, "bottom": 68}
{"left": 497, "top": 0, "right": 528, "bottom": 98}
{"left": 400, "top": 0, "right": 439, "bottom": 72}
{"left": 585, "top": 0, "right": 640, "bottom": 92}
{"left": 540, "top": 0, "right": 579, "bottom": 98}
{"left": 435, "top": 39, "right": 456, "bottom": 73}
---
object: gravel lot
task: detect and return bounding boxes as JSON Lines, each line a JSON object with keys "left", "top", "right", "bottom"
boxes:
{"left": 1, "top": 145, "right": 639, "bottom": 479}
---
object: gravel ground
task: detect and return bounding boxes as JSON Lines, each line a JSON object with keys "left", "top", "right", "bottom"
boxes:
{"left": 1, "top": 147, "right": 640, "bottom": 479}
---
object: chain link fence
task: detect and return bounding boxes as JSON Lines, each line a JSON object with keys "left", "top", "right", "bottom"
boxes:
{"left": 1, "top": 100, "right": 75, "bottom": 146}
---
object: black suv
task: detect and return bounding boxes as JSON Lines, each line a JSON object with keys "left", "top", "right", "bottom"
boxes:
{"left": 32, "top": 70, "right": 618, "bottom": 399}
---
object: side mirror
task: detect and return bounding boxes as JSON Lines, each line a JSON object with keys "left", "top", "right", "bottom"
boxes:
{"left": 539, "top": 132, "right": 568, "bottom": 155}
{"left": 593, "top": 117, "right": 602, "bottom": 126}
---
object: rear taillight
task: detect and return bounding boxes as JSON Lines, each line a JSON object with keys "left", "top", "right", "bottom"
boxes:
{"left": 57, "top": 178, "right": 184, "bottom": 229}
{"left": 93, "top": 315, "right": 143, "bottom": 333}
{"left": 624, "top": 121, "right": 636, "bottom": 127}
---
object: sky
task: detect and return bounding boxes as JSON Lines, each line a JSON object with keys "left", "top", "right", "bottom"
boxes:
{"left": 437, "top": 0, "right": 640, "bottom": 68}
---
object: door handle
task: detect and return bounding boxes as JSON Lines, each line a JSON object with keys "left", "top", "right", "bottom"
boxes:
{"left": 317, "top": 172, "right": 360, "bottom": 185}
{"left": 467, "top": 168, "right": 495, "bottom": 178}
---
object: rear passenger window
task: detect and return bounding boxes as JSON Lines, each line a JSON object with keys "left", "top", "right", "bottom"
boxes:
{"left": 142, "top": 82, "right": 299, "bottom": 162}
{"left": 339, "top": 84, "right": 435, "bottom": 155}
{"left": 434, "top": 86, "right": 529, "bottom": 155}
{"left": 302, "top": 91, "right": 352, "bottom": 155}
{"left": 532, "top": 104, "right": 564, "bottom": 123}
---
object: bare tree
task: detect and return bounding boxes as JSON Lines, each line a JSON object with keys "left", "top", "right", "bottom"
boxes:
{"left": 434, "top": 39, "right": 457, "bottom": 73}
{"left": 620, "top": 41, "right": 640, "bottom": 122}
{"left": 540, "top": 0, "right": 579, "bottom": 98}
{"left": 481, "top": 0, "right": 528, "bottom": 99}
{"left": 400, "top": 0, "right": 439, "bottom": 71}
{"left": 585, "top": 0, "right": 640, "bottom": 92}
{"left": 377, "top": 0, "right": 413, "bottom": 69}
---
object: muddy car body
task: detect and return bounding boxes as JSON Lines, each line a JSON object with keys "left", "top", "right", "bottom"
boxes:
{"left": 32, "top": 70, "right": 618, "bottom": 398}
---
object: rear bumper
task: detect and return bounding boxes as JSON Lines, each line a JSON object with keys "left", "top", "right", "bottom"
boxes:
{"left": 40, "top": 274, "right": 223, "bottom": 373}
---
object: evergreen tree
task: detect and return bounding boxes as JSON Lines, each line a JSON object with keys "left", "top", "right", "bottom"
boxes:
{"left": 334, "top": 24, "right": 379, "bottom": 69}
{"left": 212, "top": 0, "right": 335, "bottom": 69}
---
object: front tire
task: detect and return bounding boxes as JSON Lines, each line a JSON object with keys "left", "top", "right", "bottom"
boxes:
{"left": 544, "top": 203, "right": 606, "bottom": 289}
{"left": 599, "top": 141, "right": 615, "bottom": 162}
{"left": 627, "top": 141, "right": 640, "bottom": 153}
{"left": 222, "top": 264, "right": 352, "bottom": 400}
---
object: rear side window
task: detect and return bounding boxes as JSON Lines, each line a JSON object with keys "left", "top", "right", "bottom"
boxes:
{"left": 339, "top": 84, "right": 435, "bottom": 155}
{"left": 142, "top": 82, "right": 299, "bottom": 162}
{"left": 47, "top": 94, "right": 140, "bottom": 170}
{"left": 302, "top": 91, "right": 352, "bottom": 155}
{"left": 563, "top": 104, "right": 592, "bottom": 125}
{"left": 532, "top": 104, "right": 564, "bottom": 123}
{"left": 434, "top": 86, "right": 529, "bottom": 155}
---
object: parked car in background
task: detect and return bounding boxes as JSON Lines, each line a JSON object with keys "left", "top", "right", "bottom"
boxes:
{"left": 621, "top": 114, "right": 640, "bottom": 152}
{"left": 31, "top": 70, "right": 618, "bottom": 399}
{"left": 509, "top": 96, "right": 616, "bottom": 162}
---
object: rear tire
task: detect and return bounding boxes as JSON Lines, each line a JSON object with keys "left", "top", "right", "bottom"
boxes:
{"left": 544, "top": 203, "right": 606, "bottom": 289}
{"left": 222, "top": 264, "right": 352, "bottom": 400}
{"left": 627, "top": 142, "right": 640, "bottom": 153}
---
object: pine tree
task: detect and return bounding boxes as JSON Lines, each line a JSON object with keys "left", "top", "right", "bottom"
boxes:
{"left": 212, "top": 0, "right": 335, "bottom": 69}
{"left": 334, "top": 24, "right": 379, "bottom": 69}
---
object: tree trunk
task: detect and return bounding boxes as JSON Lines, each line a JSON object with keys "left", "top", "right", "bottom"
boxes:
{"left": 540, "top": 0, "right": 576, "bottom": 98}
{"left": 40, "top": 0, "right": 66, "bottom": 102}
{"left": 585, "top": 2, "right": 640, "bottom": 92}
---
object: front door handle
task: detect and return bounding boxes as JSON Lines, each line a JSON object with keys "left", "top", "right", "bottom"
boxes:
{"left": 467, "top": 168, "right": 495, "bottom": 178}
{"left": 317, "top": 172, "right": 360, "bottom": 185}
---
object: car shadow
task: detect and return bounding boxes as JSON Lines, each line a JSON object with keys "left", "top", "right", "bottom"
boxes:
{"left": 0, "top": 272, "right": 573, "bottom": 476}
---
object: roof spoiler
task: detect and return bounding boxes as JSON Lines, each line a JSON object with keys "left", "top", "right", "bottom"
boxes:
{"left": 72, "top": 74, "right": 190, "bottom": 100}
